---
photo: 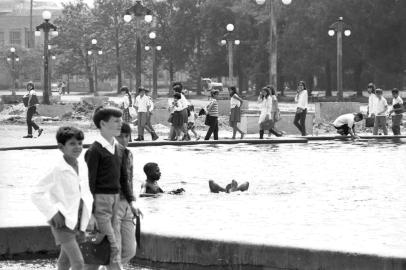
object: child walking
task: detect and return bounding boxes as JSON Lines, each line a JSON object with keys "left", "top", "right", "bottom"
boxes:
{"left": 187, "top": 105, "right": 200, "bottom": 140}
{"left": 84, "top": 106, "right": 141, "bottom": 270}
{"left": 204, "top": 89, "right": 220, "bottom": 140}
{"left": 32, "top": 126, "right": 93, "bottom": 270}
{"left": 170, "top": 93, "right": 185, "bottom": 141}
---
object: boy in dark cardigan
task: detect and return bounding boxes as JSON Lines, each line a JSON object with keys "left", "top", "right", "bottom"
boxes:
{"left": 85, "top": 106, "right": 142, "bottom": 270}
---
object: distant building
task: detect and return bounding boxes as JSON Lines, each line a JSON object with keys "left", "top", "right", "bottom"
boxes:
{"left": 0, "top": 0, "right": 62, "bottom": 48}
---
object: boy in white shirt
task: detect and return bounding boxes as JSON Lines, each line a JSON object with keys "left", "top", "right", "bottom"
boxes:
{"left": 32, "top": 126, "right": 93, "bottom": 270}
{"left": 134, "top": 88, "right": 150, "bottom": 141}
{"left": 372, "top": 89, "right": 388, "bottom": 135}
{"left": 389, "top": 88, "right": 403, "bottom": 135}
{"left": 333, "top": 113, "right": 363, "bottom": 139}
{"left": 293, "top": 81, "right": 308, "bottom": 136}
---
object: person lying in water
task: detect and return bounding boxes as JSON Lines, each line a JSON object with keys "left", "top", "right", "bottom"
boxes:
{"left": 209, "top": 179, "right": 249, "bottom": 193}
{"left": 140, "top": 162, "right": 185, "bottom": 197}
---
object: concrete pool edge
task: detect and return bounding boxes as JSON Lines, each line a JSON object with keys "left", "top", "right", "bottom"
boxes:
{"left": 1, "top": 226, "right": 405, "bottom": 270}
{"left": 0, "top": 138, "right": 308, "bottom": 151}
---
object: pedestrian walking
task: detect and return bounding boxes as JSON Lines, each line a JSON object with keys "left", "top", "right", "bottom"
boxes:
{"left": 258, "top": 87, "right": 272, "bottom": 139}
{"left": 293, "top": 81, "right": 308, "bottom": 136}
{"left": 144, "top": 89, "right": 159, "bottom": 141}
{"left": 120, "top": 86, "right": 133, "bottom": 142}
{"left": 204, "top": 89, "right": 220, "bottom": 140}
{"left": 228, "top": 86, "right": 244, "bottom": 139}
{"left": 268, "top": 86, "right": 283, "bottom": 137}
{"left": 22, "top": 82, "right": 43, "bottom": 138}
{"left": 134, "top": 88, "right": 149, "bottom": 141}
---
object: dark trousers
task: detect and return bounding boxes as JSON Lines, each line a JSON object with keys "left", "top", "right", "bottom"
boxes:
{"left": 335, "top": 124, "right": 350, "bottom": 135}
{"left": 293, "top": 109, "right": 307, "bottom": 136}
{"left": 27, "top": 106, "right": 39, "bottom": 135}
{"left": 204, "top": 116, "right": 218, "bottom": 140}
{"left": 392, "top": 114, "right": 402, "bottom": 135}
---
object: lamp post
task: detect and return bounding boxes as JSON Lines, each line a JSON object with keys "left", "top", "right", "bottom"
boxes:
{"left": 35, "top": 10, "right": 58, "bottom": 104}
{"left": 49, "top": 53, "right": 56, "bottom": 92}
{"left": 221, "top": 24, "right": 240, "bottom": 85}
{"left": 256, "top": 0, "right": 291, "bottom": 89}
{"left": 328, "top": 17, "right": 351, "bottom": 99}
{"left": 124, "top": 1, "right": 153, "bottom": 91}
{"left": 145, "top": 31, "right": 162, "bottom": 98}
{"left": 6, "top": 47, "right": 20, "bottom": 95}
{"left": 87, "top": 39, "right": 103, "bottom": 95}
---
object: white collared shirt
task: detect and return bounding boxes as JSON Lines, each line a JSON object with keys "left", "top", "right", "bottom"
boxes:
{"left": 95, "top": 134, "right": 117, "bottom": 155}
{"left": 147, "top": 96, "right": 154, "bottom": 112}
{"left": 230, "top": 94, "right": 241, "bottom": 108}
{"left": 374, "top": 97, "right": 388, "bottom": 116}
{"left": 393, "top": 96, "right": 403, "bottom": 107}
{"left": 135, "top": 95, "right": 150, "bottom": 112}
{"left": 295, "top": 90, "right": 308, "bottom": 109}
{"left": 180, "top": 93, "right": 189, "bottom": 108}
{"left": 31, "top": 156, "right": 93, "bottom": 231}
{"left": 368, "top": 93, "right": 378, "bottom": 116}
{"left": 122, "top": 95, "right": 130, "bottom": 109}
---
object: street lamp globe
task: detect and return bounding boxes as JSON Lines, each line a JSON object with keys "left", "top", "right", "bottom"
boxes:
{"left": 42, "top": 10, "right": 52, "bottom": 20}
{"left": 220, "top": 39, "right": 226, "bottom": 45}
{"left": 328, "top": 29, "right": 335, "bottom": 36}
{"left": 48, "top": 45, "right": 52, "bottom": 50}
{"left": 87, "top": 51, "right": 92, "bottom": 55}
{"left": 92, "top": 39, "right": 97, "bottom": 45}
{"left": 35, "top": 30, "right": 41, "bottom": 37}
{"left": 52, "top": 30, "right": 58, "bottom": 37}
{"left": 123, "top": 14, "right": 132, "bottom": 22}
{"left": 226, "top": 23, "right": 234, "bottom": 32}
{"left": 344, "top": 29, "right": 351, "bottom": 37}
{"left": 234, "top": 40, "right": 240, "bottom": 45}
{"left": 6, "top": 57, "right": 10, "bottom": 62}
{"left": 16, "top": 57, "right": 19, "bottom": 62}
{"left": 281, "top": 0, "right": 292, "bottom": 5}
{"left": 145, "top": 45, "right": 150, "bottom": 51}
{"left": 156, "top": 45, "right": 162, "bottom": 51}
{"left": 51, "top": 55, "right": 56, "bottom": 60}
{"left": 256, "top": 0, "right": 266, "bottom": 5}
{"left": 149, "top": 32, "right": 156, "bottom": 39}
{"left": 98, "top": 50, "right": 103, "bottom": 55}
{"left": 145, "top": 14, "right": 153, "bottom": 23}
{"left": 10, "top": 47, "right": 15, "bottom": 53}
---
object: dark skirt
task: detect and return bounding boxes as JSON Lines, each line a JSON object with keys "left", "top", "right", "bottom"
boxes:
{"left": 172, "top": 111, "right": 184, "bottom": 128}
{"left": 229, "top": 107, "right": 241, "bottom": 123}
{"left": 122, "top": 108, "right": 131, "bottom": 123}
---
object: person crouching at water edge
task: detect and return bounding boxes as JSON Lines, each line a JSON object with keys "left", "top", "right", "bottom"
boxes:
{"left": 32, "top": 126, "right": 93, "bottom": 270}
{"left": 372, "top": 89, "right": 388, "bottom": 135}
{"left": 333, "top": 113, "right": 363, "bottom": 140}
{"left": 209, "top": 180, "right": 249, "bottom": 193}
{"left": 140, "top": 162, "right": 185, "bottom": 197}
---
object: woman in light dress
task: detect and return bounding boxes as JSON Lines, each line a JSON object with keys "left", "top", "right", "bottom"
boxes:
{"left": 229, "top": 86, "right": 245, "bottom": 139}
{"left": 257, "top": 87, "right": 273, "bottom": 139}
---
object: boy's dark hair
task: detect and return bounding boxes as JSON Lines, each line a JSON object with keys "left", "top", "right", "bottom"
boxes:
{"left": 392, "top": 88, "right": 399, "bottom": 94}
{"left": 188, "top": 104, "right": 195, "bottom": 111}
{"left": 172, "top": 81, "right": 183, "bottom": 89}
{"left": 120, "top": 122, "right": 132, "bottom": 134}
{"left": 56, "top": 126, "right": 84, "bottom": 145}
{"left": 93, "top": 106, "right": 122, "bottom": 129}
{"left": 144, "top": 162, "right": 158, "bottom": 176}
{"left": 355, "top": 113, "right": 363, "bottom": 120}
{"left": 229, "top": 86, "right": 237, "bottom": 97}
{"left": 375, "top": 88, "right": 383, "bottom": 94}
{"left": 173, "top": 85, "right": 182, "bottom": 93}
{"left": 173, "top": 92, "right": 181, "bottom": 99}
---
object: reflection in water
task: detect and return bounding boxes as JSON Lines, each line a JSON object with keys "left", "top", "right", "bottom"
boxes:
{"left": 0, "top": 141, "right": 405, "bottom": 257}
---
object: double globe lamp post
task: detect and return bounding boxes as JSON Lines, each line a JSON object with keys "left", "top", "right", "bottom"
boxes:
{"left": 35, "top": 11, "right": 58, "bottom": 104}
{"left": 328, "top": 17, "right": 351, "bottom": 100}
{"left": 123, "top": 1, "right": 153, "bottom": 91}
{"left": 255, "top": 0, "right": 291, "bottom": 89}
{"left": 221, "top": 24, "right": 240, "bottom": 85}
{"left": 87, "top": 39, "right": 103, "bottom": 95}
{"left": 6, "top": 47, "right": 20, "bottom": 95}
{"left": 144, "top": 31, "right": 162, "bottom": 98}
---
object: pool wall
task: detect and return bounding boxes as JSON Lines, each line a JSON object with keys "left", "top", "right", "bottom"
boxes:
{"left": 1, "top": 226, "right": 405, "bottom": 270}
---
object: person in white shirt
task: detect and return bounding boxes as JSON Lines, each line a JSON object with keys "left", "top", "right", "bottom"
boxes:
{"left": 134, "top": 87, "right": 150, "bottom": 141}
{"left": 187, "top": 105, "right": 200, "bottom": 140}
{"left": 372, "top": 88, "right": 388, "bottom": 135}
{"left": 367, "top": 83, "right": 378, "bottom": 117}
{"left": 293, "top": 81, "right": 308, "bottom": 136}
{"left": 22, "top": 82, "right": 43, "bottom": 138}
{"left": 333, "top": 113, "right": 363, "bottom": 139}
{"left": 32, "top": 126, "right": 93, "bottom": 270}
{"left": 144, "top": 89, "right": 159, "bottom": 141}
{"left": 229, "top": 86, "right": 245, "bottom": 139}
{"left": 389, "top": 88, "right": 403, "bottom": 135}
{"left": 257, "top": 87, "right": 273, "bottom": 139}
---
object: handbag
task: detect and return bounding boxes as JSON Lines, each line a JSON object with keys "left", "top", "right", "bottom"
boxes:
{"left": 129, "top": 107, "right": 137, "bottom": 118}
{"left": 79, "top": 233, "right": 110, "bottom": 265}
{"left": 365, "top": 116, "right": 374, "bottom": 127}
{"left": 260, "top": 114, "right": 274, "bottom": 130}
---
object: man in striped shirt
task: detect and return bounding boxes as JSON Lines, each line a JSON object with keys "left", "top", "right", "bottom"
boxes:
{"left": 204, "top": 89, "right": 219, "bottom": 140}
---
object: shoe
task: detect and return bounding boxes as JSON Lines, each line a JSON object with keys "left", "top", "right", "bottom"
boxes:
{"left": 135, "top": 137, "right": 143, "bottom": 141}
{"left": 23, "top": 134, "right": 33, "bottom": 138}
{"left": 240, "top": 133, "right": 245, "bottom": 139}
{"left": 196, "top": 136, "right": 201, "bottom": 141}
{"left": 151, "top": 132, "right": 159, "bottom": 141}
{"left": 37, "top": 128, "right": 44, "bottom": 137}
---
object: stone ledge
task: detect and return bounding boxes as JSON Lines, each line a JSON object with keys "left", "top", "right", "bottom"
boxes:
{"left": 1, "top": 226, "right": 405, "bottom": 270}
